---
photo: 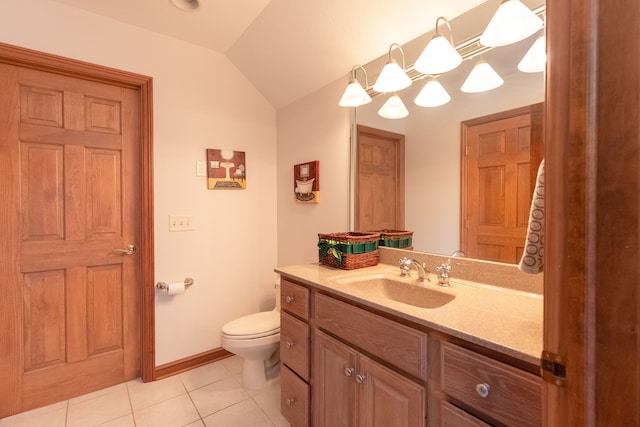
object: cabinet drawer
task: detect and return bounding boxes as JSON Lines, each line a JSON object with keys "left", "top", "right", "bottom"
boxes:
{"left": 281, "top": 312, "right": 310, "bottom": 380}
{"left": 281, "top": 365, "right": 309, "bottom": 427}
{"left": 441, "top": 342, "right": 542, "bottom": 427}
{"left": 440, "top": 401, "right": 491, "bottom": 427}
{"left": 314, "top": 293, "right": 427, "bottom": 380}
{"left": 281, "top": 278, "right": 310, "bottom": 320}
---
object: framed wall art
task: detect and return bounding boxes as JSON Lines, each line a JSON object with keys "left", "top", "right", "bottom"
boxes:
{"left": 206, "top": 149, "right": 246, "bottom": 190}
{"left": 294, "top": 160, "right": 319, "bottom": 203}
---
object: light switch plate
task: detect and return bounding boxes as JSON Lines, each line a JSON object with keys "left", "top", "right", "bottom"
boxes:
{"left": 196, "top": 161, "right": 207, "bottom": 177}
{"left": 169, "top": 215, "right": 194, "bottom": 231}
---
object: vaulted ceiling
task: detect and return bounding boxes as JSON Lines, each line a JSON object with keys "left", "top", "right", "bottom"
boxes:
{"left": 50, "top": 0, "right": 487, "bottom": 109}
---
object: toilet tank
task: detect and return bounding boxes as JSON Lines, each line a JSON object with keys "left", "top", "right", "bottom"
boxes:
{"left": 274, "top": 280, "right": 281, "bottom": 312}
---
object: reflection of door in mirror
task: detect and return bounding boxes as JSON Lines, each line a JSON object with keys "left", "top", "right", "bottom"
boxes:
{"left": 355, "top": 125, "right": 405, "bottom": 231}
{"left": 461, "top": 103, "right": 544, "bottom": 264}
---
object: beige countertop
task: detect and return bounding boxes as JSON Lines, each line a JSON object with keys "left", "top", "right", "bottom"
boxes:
{"left": 275, "top": 262, "right": 543, "bottom": 367}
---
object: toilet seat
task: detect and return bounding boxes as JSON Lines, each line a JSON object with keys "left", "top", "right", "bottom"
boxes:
{"left": 222, "top": 310, "right": 280, "bottom": 339}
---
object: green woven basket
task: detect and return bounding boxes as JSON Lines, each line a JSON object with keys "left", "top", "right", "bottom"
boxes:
{"left": 318, "top": 232, "right": 380, "bottom": 270}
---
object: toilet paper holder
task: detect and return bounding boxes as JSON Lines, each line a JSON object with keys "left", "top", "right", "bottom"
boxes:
{"left": 156, "top": 277, "right": 194, "bottom": 291}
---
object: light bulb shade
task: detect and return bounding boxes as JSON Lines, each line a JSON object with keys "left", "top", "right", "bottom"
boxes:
{"left": 480, "top": 0, "right": 543, "bottom": 47}
{"left": 338, "top": 79, "right": 372, "bottom": 107}
{"left": 461, "top": 61, "right": 504, "bottom": 93}
{"left": 414, "top": 80, "right": 451, "bottom": 107}
{"left": 414, "top": 34, "right": 462, "bottom": 75}
{"left": 373, "top": 60, "right": 412, "bottom": 93}
{"left": 378, "top": 94, "right": 409, "bottom": 119}
{"left": 518, "top": 35, "right": 546, "bottom": 73}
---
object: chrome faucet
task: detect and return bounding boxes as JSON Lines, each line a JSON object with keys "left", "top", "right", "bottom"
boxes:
{"left": 436, "top": 260, "right": 452, "bottom": 287}
{"left": 399, "top": 257, "right": 429, "bottom": 282}
{"left": 450, "top": 249, "right": 465, "bottom": 257}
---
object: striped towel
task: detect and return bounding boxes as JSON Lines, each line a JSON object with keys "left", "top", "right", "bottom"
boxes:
{"left": 519, "top": 159, "right": 544, "bottom": 274}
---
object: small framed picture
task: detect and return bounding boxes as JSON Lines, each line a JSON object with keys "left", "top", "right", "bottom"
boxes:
{"left": 294, "top": 161, "right": 319, "bottom": 203}
{"left": 206, "top": 149, "right": 246, "bottom": 190}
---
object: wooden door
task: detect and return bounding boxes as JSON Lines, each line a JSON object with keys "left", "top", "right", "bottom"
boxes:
{"left": 313, "top": 330, "right": 358, "bottom": 427}
{"left": 545, "top": 1, "right": 640, "bottom": 426}
{"left": 357, "top": 354, "right": 425, "bottom": 427}
{"left": 0, "top": 63, "right": 142, "bottom": 416}
{"left": 461, "top": 104, "right": 544, "bottom": 264}
{"left": 355, "top": 125, "right": 405, "bottom": 231}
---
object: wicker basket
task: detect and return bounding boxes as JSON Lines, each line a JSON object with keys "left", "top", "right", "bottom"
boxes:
{"left": 373, "top": 229, "right": 414, "bottom": 249}
{"left": 317, "top": 232, "right": 380, "bottom": 270}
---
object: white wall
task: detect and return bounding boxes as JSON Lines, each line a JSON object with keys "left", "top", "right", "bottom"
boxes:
{"left": 276, "top": 80, "right": 352, "bottom": 266}
{"left": 0, "top": 0, "right": 278, "bottom": 365}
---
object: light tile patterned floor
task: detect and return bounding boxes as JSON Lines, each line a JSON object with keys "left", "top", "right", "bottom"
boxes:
{"left": 0, "top": 356, "right": 290, "bottom": 427}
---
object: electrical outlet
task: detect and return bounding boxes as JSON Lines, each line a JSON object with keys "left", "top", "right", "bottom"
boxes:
{"left": 169, "top": 215, "right": 194, "bottom": 231}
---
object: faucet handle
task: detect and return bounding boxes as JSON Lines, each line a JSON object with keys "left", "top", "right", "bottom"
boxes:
{"left": 436, "top": 260, "right": 451, "bottom": 286}
{"left": 399, "top": 257, "right": 411, "bottom": 277}
{"left": 436, "top": 262, "right": 451, "bottom": 274}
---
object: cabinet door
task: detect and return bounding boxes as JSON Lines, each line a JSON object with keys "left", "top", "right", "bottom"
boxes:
{"left": 313, "top": 330, "right": 358, "bottom": 427}
{"left": 358, "top": 354, "right": 426, "bottom": 427}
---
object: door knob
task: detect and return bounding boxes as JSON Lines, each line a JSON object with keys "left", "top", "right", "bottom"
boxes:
{"left": 114, "top": 244, "right": 136, "bottom": 255}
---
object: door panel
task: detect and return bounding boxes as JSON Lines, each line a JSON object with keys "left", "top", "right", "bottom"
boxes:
{"left": 356, "top": 125, "right": 405, "bottom": 231}
{"left": 461, "top": 104, "right": 544, "bottom": 264}
{"left": 0, "top": 62, "right": 142, "bottom": 415}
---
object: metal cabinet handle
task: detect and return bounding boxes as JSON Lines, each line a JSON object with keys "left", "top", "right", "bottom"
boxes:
{"left": 286, "top": 397, "right": 295, "bottom": 406}
{"left": 285, "top": 341, "right": 294, "bottom": 349}
{"left": 355, "top": 373, "right": 367, "bottom": 384}
{"left": 344, "top": 367, "right": 355, "bottom": 377}
{"left": 285, "top": 295, "right": 295, "bottom": 303}
{"left": 114, "top": 244, "right": 136, "bottom": 255}
{"left": 475, "top": 383, "right": 490, "bottom": 398}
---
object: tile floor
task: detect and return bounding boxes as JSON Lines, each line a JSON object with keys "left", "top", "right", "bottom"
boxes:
{"left": 0, "top": 356, "right": 290, "bottom": 427}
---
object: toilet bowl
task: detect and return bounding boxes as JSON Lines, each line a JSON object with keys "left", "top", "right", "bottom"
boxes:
{"left": 221, "top": 286, "right": 281, "bottom": 390}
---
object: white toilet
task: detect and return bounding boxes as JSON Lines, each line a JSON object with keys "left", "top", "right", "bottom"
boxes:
{"left": 221, "top": 285, "right": 281, "bottom": 390}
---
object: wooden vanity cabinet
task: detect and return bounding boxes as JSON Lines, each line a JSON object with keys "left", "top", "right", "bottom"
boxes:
{"left": 278, "top": 276, "right": 542, "bottom": 427}
{"left": 313, "top": 293, "right": 426, "bottom": 426}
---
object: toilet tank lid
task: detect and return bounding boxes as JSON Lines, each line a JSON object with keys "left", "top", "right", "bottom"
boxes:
{"left": 222, "top": 310, "right": 280, "bottom": 336}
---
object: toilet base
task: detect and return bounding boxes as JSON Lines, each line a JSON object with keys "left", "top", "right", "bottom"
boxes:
{"left": 241, "top": 349, "right": 280, "bottom": 390}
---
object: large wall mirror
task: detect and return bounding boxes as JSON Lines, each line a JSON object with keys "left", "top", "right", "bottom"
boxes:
{"left": 350, "top": 0, "right": 545, "bottom": 264}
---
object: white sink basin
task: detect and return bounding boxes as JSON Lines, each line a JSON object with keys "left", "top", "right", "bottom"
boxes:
{"left": 331, "top": 273, "right": 455, "bottom": 309}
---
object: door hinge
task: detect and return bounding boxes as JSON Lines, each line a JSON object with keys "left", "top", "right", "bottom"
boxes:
{"left": 540, "top": 350, "right": 566, "bottom": 387}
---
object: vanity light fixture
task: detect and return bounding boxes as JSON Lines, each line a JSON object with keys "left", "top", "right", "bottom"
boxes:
{"left": 414, "top": 78, "right": 451, "bottom": 107}
{"left": 480, "top": 0, "right": 543, "bottom": 47}
{"left": 518, "top": 35, "right": 546, "bottom": 73}
{"left": 372, "top": 43, "right": 412, "bottom": 93}
{"left": 378, "top": 93, "right": 409, "bottom": 119}
{"left": 460, "top": 60, "right": 504, "bottom": 93}
{"left": 414, "top": 17, "right": 462, "bottom": 75}
{"left": 169, "top": 0, "right": 200, "bottom": 11}
{"left": 338, "top": 65, "right": 372, "bottom": 107}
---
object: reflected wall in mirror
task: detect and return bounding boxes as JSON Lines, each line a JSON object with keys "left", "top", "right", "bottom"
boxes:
{"left": 351, "top": 0, "right": 545, "bottom": 264}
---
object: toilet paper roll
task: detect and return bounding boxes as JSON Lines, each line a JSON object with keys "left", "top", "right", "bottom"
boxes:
{"left": 167, "top": 282, "right": 185, "bottom": 295}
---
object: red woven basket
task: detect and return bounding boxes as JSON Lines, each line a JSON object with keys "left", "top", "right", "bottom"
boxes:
{"left": 317, "top": 231, "right": 380, "bottom": 270}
